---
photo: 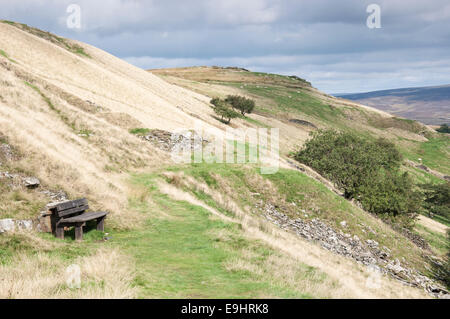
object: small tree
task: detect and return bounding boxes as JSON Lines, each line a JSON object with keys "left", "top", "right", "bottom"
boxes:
{"left": 225, "top": 95, "right": 255, "bottom": 116}
{"left": 210, "top": 97, "right": 221, "bottom": 107}
{"left": 210, "top": 98, "right": 239, "bottom": 124}
{"left": 294, "top": 129, "right": 418, "bottom": 225}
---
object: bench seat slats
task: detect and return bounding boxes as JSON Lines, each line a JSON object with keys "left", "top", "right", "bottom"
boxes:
{"left": 57, "top": 205, "right": 89, "bottom": 217}
{"left": 60, "top": 211, "right": 108, "bottom": 223}
{"left": 54, "top": 198, "right": 87, "bottom": 211}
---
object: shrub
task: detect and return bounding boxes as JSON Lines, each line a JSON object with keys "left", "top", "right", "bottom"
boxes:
{"left": 209, "top": 98, "right": 239, "bottom": 124}
{"left": 420, "top": 182, "right": 450, "bottom": 220}
{"left": 295, "top": 129, "right": 418, "bottom": 222}
{"left": 295, "top": 130, "right": 403, "bottom": 198}
{"left": 436, "top": 124, "right": 450, "bottom": 133}
{"left": 358, "top": 170, "right": 420, "bottom": 222}
{"left": 225, "top": 95, "right": 255, "bottom": 116}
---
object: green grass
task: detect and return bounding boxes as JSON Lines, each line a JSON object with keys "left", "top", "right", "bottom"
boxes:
{"left": 0, "top": 169, "right": 331, "bottom": 298}
{"left": 415, "top": 224, "right": 448, "bottom": 256}
{"left": 369, "top": 117, "right": 424, "bottom": 134}
{"left": 243, "top": 115, "right": 270, "bottom": 128}
{"left": 429, "top": 214, "right": 450, "bottom": 228}
{"left": 114, "top": 173, "right": 328, "bottom": 298}
{"left": 229, "top": 84, "right": 343, "bottom": 124}
{"left": 129, "top": 128, "right": 151, "bottom": 136}
{"left": 418, "top": 137, "right": 450, "bottom": 175}
{"left": 174, "top": 163, "right": 432, "bottom": 274}
{"left": 400, "top": 136, "right": 450, "bottom": 175}
{"left": 0, "top": 49, "right": 17, "bottom": 63}
{"left": 403, "top": 165, "right": 444, "bottom": 185}
{"left": 249, "top": 71, "right": 311, "bottom": 86}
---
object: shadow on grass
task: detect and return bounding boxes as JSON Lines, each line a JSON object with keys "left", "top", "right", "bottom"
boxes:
{"left": 61, "top": 220, "right": 105, "bottom": 242}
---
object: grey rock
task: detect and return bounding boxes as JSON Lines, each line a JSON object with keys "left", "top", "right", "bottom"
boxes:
{"left": 0, "top": 219, "right": 34, "bottom": 233}
{"left": 366, "top": 239, "right": 379, "bottom": 248}
{"left": 258, "top": 201, "right": 448, "bottom": 298}
{"left": 0, "top": 219, "right": 15, "bottom": 233}
{"left": 140, "top": 129, "right": 208, "bottom": 153}
{"left": 15, "top": 220, "right": 33, "bottom": 231}
{"left": 24, "top": 177, "right": 40, "bottom": 188}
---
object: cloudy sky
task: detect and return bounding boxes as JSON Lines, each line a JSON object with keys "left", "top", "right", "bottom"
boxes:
{"left": 2, "top": 0, "right": 450, "bottom": 93}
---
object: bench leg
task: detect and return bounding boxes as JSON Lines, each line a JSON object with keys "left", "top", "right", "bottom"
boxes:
{"left": 50, "top": 212, "right": 58, "bottom": 235}
{"left": 96, "top": 216, "right": 106, "bottom": 232}
{"left": 75, "top": 223, "right": 84, "bottom": 241}
{"left": 55, "top": 225, "right": 65, "bottom": 239}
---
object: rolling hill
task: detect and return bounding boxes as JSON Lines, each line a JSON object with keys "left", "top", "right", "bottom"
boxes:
{"left": 336, "top": 85, "right": 450, "bottom": 125}
{"left": 0, "top": 21, "right": 448, "bottom": 299}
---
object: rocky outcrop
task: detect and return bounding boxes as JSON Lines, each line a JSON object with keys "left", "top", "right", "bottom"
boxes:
{"left": 138, "top": 129, "right": 208, "bottom": 153}
{"left": 259, "top": 202, "right": 448, "bottom": 298}
{"left": 0, "top": 218, "right": 33, "bottom": 233}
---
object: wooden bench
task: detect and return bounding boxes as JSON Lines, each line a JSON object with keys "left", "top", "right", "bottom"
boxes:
{"left": 48, "top": 198, "right": 108, "bottom": 241}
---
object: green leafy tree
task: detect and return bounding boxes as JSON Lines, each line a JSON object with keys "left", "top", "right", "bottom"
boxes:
{"left": 420, "top": 182, "right": 450, "bottom": 220}
{"left": 210, "top": 98, "right": 239, "bottom": 124}
{"left": 225, "top": 95, "right": 255, "bottom": 116}
{"left": 295, "top": 130, "right": 402, "bottom": 198}
{"left": 210, "top": 97, "right": 221, "bottom": 107}
{"left": 358, "top": 170, "right": 420, "bottom": 224}
{"left": 295, "top": 129, "right": 418, "bottom": 224}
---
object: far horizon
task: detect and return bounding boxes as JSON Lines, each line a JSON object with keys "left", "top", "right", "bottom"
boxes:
{"left": 331, "top": 83, "right": 450, "bottom": 96}
{"left": 1, "top": 0, "right": 450, "bottom": 94}
{"left": 148, "top": 65, "right": 450, "bottom": 95}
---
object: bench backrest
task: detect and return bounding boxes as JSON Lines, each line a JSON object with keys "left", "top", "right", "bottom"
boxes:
{"left": 52, "top": 198, "right": 89, "bottom": 218}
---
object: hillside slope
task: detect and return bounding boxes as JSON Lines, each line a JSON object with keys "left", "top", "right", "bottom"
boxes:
{"left": 336, "top": 85, "right": 450, "bottom": 125}
{"left": 0, "top": 21, "right": 229, "bottom": 224}
{"left": 0, "top": 22, "right": 447, "bottom": 299}
{"left": 150, "top": 66, "right": 449, "bottom": 177}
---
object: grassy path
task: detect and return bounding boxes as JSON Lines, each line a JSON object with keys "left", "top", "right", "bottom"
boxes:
{"left": 113, "top": 175, "right": 325, "bottom": 298}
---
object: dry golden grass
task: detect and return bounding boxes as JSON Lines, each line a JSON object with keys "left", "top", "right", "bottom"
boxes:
{"left": 0, "top": 244, "right": 137, "bottom": 299}
{"left": 223, "top": 247, "right": 340, "bottom": 299}
{"left": 0, "top": 22, "right": 280, "bottom": 229}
